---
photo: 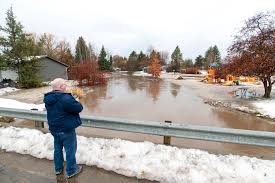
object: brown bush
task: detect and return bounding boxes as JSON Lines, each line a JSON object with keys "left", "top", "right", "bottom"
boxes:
{"left": 68, "top": 60, "right": 106, "bottom": 86}
{"left": 0, "top": 117, "right": 15, "bottom": 123}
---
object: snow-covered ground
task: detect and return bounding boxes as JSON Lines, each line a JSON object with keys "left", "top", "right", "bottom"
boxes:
{"left": 253, "top": 99, "right": 275, "bottom": 119}
{"left": 199, "top": 70, "right": 208, "bottom": 76}
{"left": 132, "top": 71, "right": 152, "bottom": 77}
{"left": 0, "top": 98, "right": 44, "bottom": 111}
{"left": 0, "top": 87, "right": 19, "bottom": 96}
{"left": 132, "top": 71, "right": 182, "bottom": 79}
{"left": 0, "top": 126, "right": 274, "bottom": 183}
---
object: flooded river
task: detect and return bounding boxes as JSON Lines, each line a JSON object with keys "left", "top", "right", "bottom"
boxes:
{"left": 77, "top": 74, "right": 275, "bottom": 159}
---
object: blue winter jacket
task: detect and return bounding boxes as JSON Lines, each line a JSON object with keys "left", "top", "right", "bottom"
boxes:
{"left": 44, "top": 91, "right": 83, "bottom": 132}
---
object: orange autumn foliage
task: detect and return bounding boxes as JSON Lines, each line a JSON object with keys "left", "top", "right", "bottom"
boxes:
{"left": 149, "top": 50, "right": 161, "bottom": 78}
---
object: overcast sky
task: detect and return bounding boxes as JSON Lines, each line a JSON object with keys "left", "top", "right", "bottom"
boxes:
{"left": 0, "top": 0, "right": 274, "bottom": 59}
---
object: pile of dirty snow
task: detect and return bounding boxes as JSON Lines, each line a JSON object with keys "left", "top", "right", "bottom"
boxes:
{"left": 253, "top": 99, "right": 275, "bottom": 119}
{"left": 132, "top": 71, "right": 151, "bottom": 77}
{"left": 0, "top": 87, "right": 19, "bottom": 96}
{"left": 0, "top": 126, "right": 274, "bottom": 183}
{"left": 0, "top": 98, "right": 44, "bottom": 111}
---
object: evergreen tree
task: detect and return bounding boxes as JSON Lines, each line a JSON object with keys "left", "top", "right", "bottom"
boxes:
{"left": 212, "top": 45, "right": 221, "bottom": 65}
{"left": 98, "top": 46, "right": 111, "bottom": 70}
{"left": 137, "top": 51, "right": 148, "bottom": 70}
{"left": 194, "top": 55, "right": 205, "bottom": 68}
{"left": 75, "top": 36, "right": 89, "bottom": 63}
{"left": 204, "top": 45, "right": 221, "bottom": 68}
{"left": 137, "top": 51, "right": 146, "bottom": 61}
{"left": 126, "top": 51, "right": 138, "bottom": 71}
{"left": 171, "top": 46, "right": 182, "bottom": 61}
{"left": 130, "top": 51, "right": 137, "bottom": 57}
{"left": 0, "top": 54, "right": 7, "bottom": 70}
{"left": 170, "top": 46, "right": 182, "bottom": 72}
{"left": 0, "top": 7, "right": 41, "bottom": 88}
{"left": 0, "top": 7, "right": 24, "bottom": 65}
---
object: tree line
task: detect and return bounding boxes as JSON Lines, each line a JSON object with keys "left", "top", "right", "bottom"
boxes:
{"left": 112, "top": 44, "right": 221, "bottom": 73}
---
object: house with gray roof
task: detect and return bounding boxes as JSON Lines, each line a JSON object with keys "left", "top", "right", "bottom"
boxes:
{"left": 0, "top": 56, "right": 69, "bottom": 82}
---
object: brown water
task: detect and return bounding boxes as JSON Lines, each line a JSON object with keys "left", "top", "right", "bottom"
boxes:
{"left": 80, "top": 74, "right": 274, "bottom": 130}
{"left": 77, "top": 74, "right": 275, "bottom": 159}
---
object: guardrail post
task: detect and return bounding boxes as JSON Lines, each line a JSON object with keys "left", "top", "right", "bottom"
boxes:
{"left": 163, "top": 120, "right": 172, "bottom": 145}
{"left": 31, "top": 108, "right": 44, "bottom": 128}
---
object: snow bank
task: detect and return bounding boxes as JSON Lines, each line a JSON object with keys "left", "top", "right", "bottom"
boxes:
{"left": 199, "top": 70, "right": 208, "bottom": 76}
{"left": 254, "top": 99, "right": 275, "bottom": 119}
{"left": 132, "top": 71, "right": 184, "bottom": 80}
{"left": 0, "top": 98, "right": 44, "bottom": 111}
{"left": 0, "top": 87, "right": 19, "bottom": 96}
{"left": 0, "top": 126, "right": 274, "bottom": 183}
{"left": 238, "top": 82, "right": 262, "bottom": 87}
{"left": 132, "top": 71, "right": 151, "bottom": 77}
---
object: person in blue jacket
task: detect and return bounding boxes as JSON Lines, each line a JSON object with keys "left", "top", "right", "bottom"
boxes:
{"left": 44, "top": 78, "right": 83, "bottom": 179}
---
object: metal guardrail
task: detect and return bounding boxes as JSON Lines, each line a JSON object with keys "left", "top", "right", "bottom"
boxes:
{"left": 0, "top": 107, "right": 275, "bottom": 148}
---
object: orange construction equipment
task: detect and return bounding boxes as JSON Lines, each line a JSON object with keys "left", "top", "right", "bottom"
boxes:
{"left": 207, "top": 68, "right": 216, "bottom": 83}
{"left": 248, "top": 77, "right": 256, "bottom": 82}
{"left": 226, "top": 75, "right": 236, "bottom": 81}
{"left": 226, "top": 75, "right": 257, "bottom": 83}
{"left": 204, "top": 63, "right": 258, "bottom": 85}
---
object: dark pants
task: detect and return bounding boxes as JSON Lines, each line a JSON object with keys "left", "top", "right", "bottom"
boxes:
{"left": 50, "top": 130, "right": 77, "bottom": 176}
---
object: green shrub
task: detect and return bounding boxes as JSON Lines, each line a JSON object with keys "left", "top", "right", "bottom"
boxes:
{"left": 17, "top": 63, "right": 42, "bottom": 88}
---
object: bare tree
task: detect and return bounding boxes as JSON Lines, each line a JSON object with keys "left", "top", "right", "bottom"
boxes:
{"left": 56, "top": 40, "right": 74, "bottom": 65}
{"left": 38, "top": 33, "right": 75, "bottom": 65}
{"left": 225, "top": 12, "right": 275, "bottom": 98}
{"left": 159, "top": 51, "right": 169, "bottom": 65}
{"left": 39, "top": 33, "right": 58, "bottom": 58}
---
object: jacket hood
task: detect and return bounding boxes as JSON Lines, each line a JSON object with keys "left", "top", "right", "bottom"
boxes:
{"left": 44, "top": 91, "right": 67, "bottom": 105}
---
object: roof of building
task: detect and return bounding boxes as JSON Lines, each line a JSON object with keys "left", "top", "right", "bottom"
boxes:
{"left": 210, "top": 63, "right": 219, "bottom": 67}
{"left": 18, "top": 55, "right": 69, "bottom": 67}
{"left": 36, "top": 55, "right": 69, "bottom": 67}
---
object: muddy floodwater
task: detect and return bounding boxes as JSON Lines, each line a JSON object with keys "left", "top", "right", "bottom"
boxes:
{"left": 77, "top": 74, "right": 275, "bottom": 159}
